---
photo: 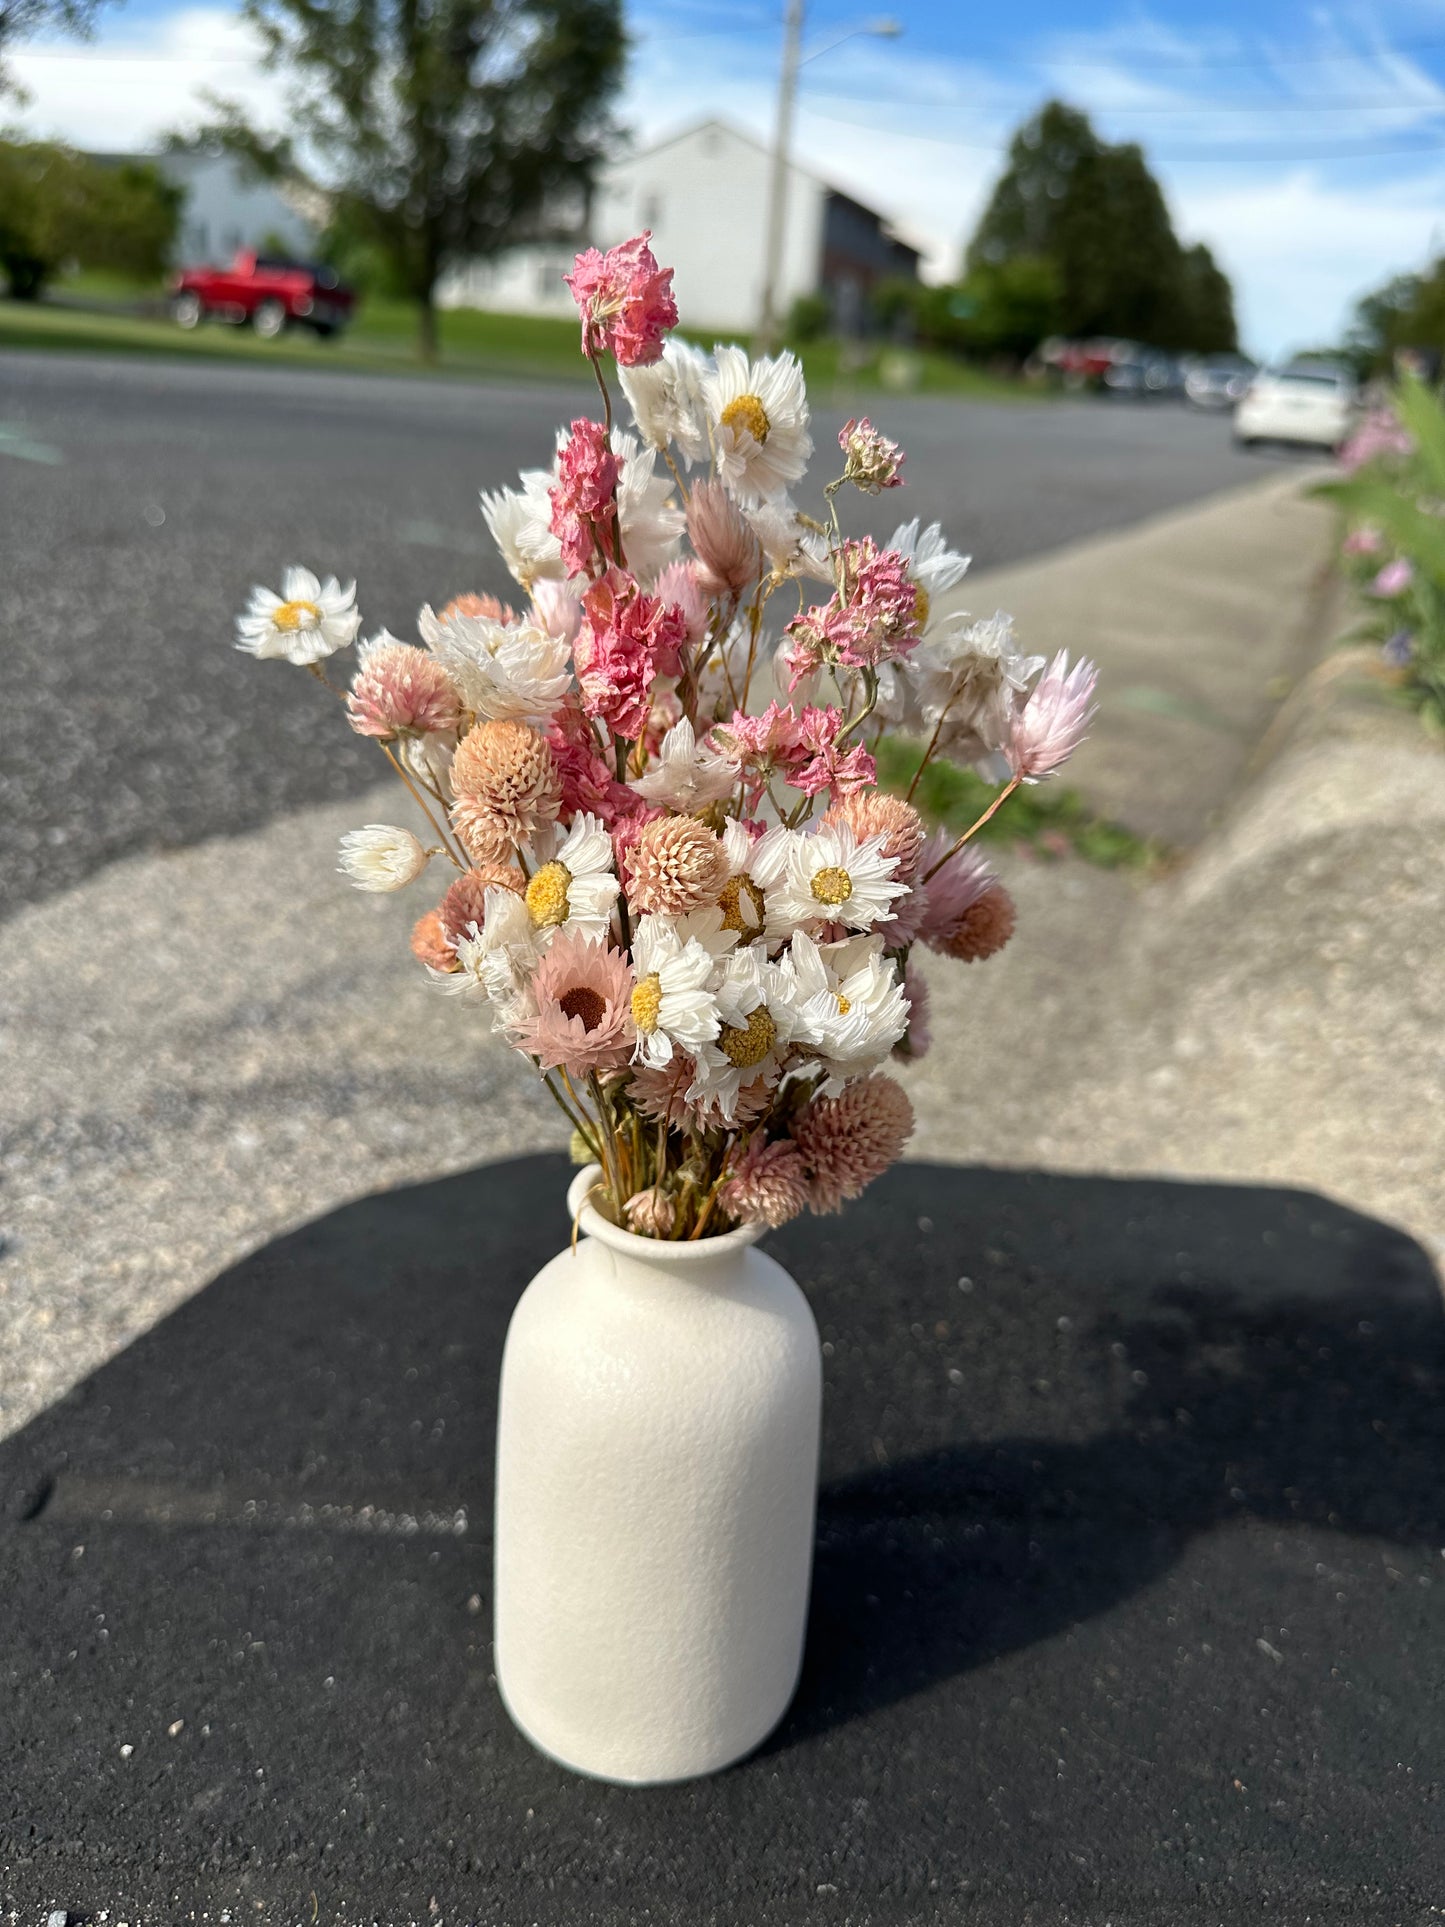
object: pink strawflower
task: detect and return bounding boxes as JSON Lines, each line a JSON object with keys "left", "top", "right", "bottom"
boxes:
{"left": 916, "top": 830, "right": 1015, "bottom": 962}
{"left": 790, "top": 1073, "right": 915, "bottom": 1215}
{"left": 687, "top": 479, "right": 762, "bottom": 597}
{"left": 892, "top": 961, "right": 931, "bottom": 1062}
{"left": 574, "top": 570, "right": 687, "bottom": 740}
{"left": 511, "top": 929, "right": 635, "bottom": 1075}
{"left": 1007, "top": 650, "right": 1098, "bottom": 784}
{"left": 347, "top": 637, "right": 462, "bottom": 741}
{"left": 838, "top": 416, "right": 906, "bottom": 493}
{"left": 549, "top": 419, "right": 620, "bottom": 579}
{"left": 1371, "top": 557, "right": 1414, "bottom": 597}
{"left": 564, "top": 231, "right": 678, "bottom": 367}
{"left": 530, "top": 579, "right": 582, "bottom": 644}
{"left": 787, "top": 704, "right": 877, "bottom": 802}
{"left": 719, "top": 1135, "right": 811, "bottom": 1229}
{"left": 437, "top": 862, "right": 525, "bottom": 946}
{"left": 1341, "top": 525, "right": 1384, "bottom": 559}
{"left": 629, "top": 1056, "right": 771, "bottom": 1132}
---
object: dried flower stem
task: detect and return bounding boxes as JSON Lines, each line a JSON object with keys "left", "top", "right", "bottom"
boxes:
{"left": 380, "top": 743, "right": 465, "bottom": 867}
{"left": 922, "top": 776, "right": 1021, "bottom": 881}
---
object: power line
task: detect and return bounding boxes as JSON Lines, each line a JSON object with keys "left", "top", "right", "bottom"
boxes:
{"left": 809, "top": 83, "right": 1445, "bottom": 118}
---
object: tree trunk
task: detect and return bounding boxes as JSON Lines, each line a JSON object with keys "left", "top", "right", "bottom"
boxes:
{"left": 416, "top": 291, "right": 439, "bottom": 365}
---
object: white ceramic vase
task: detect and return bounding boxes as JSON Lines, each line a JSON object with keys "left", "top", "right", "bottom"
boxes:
{"left": 493, "top": 1163, "right": 822, "bottom": 1784}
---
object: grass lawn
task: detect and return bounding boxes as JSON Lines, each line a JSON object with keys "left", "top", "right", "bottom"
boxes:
{"left": 2, "top": 278, "right": 1038, "bottom": 403}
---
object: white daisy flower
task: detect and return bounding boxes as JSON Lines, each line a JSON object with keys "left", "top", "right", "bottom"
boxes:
{"left": 753, "top": 822, "right": 905, "bottom": 942}
{"left": 236, "top": 566, "right": 361, "bottom": 665}
{"left": 442, "top": 887, "right": 541, "bottom": 1031}
{"left": 717, "top": 819, "right": 786, "bottom": 945}
{"left": 611, "top": 429, "right": 687, "bottom": 583}
{"left": 419, "top": 604, "right": 572, "bottom": 726}
{"left": 687, "top": 941, "right": 802, "bottom": 1120}
{"left": 480, "top": 469, "right": 564, "bottom": 590}
{"left": 704, "top": 344, "right": 812, "bottom": 507}
{"left": 521, "top": 814, "right": 620, "bottom": 942}
{"left": 886, "top": 520, "right": 971, "bottom": 636}
{"left": 629, "top": 910, "right": 735, "bottom": 1069}
{"left": 747, "top": 495, "right": 833, "bottom": 583}
{"left": 619, "top": 339, "right": 713, "bottom": 466}
{"left": 788, "top": 931, "right": 910, "bottom": 1094}
{"left": 337, "top": 823, "right": 430, "bottom": 892}
{"left": 629, "top": 717, "right": 740, "bottom": 811}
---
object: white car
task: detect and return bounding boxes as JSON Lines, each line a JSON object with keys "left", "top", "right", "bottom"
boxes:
{"left": 1234, "top": 363, "right": 1357, "bottom": 451}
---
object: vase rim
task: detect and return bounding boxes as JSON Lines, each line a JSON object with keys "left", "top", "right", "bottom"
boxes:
{"left": 566, "top": 1163, "right": 766, "bottom": 1262}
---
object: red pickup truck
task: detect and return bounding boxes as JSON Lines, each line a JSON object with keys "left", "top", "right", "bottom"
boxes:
{"left": 169, "top": 251, "right": 357, "bottom": 341}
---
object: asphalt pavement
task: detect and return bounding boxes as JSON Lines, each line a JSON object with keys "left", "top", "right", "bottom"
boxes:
{"left": 1, "top": 350, "right": 1294, "bottom": 915}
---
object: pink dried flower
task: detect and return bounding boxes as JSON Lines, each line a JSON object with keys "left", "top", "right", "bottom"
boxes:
{"left": 347, "top": 637, "right": 462, "bottom": 741}
{"left": 530, "top": 579, "right": 582, "bottom": 644}
{"left": 827, "top": 538, "right": 922, "bottom": 668}
{"left": 916, "top": 831, "right": 1015, "bottom": 962}
{"left": 838, "top": 416, "right": 906, "bottom": 493}
{"left": 822, "top": 792, "right": 926, "bottom": 881}
{"left": 574, "top": 570, "right": 686, "bottom": 740}
{"left": 778, "top": 615, "right": 829, "bottom": 695}
{"left": 719, "top": 1135, "right": 810, "bottom": 1229}
{"left": 1371, "top": 557, "right": 1414, "bottom": 597}
{"left": 1338, "top": 409, "right": 1412, "bottom": 473}
{"left": 564, "top": 231, "right": 678, "bottom": 367}
{"left": 790, "top": 1073, "right": 915, "bottom": 1215}
{"left": 449, "top": 718, "right": 562, "bottom": 861}
{"left": 1341, "top": 526, "right": 1384, "bottom": 558}
{"left": 892, "top": 961, "right": 931, "bottom": 1061}
{"left": 411, "top": 909, "right": 457, "bottom": 973}
{"left": 654, "top": 559, "right": 709, "bottom": 644}
{"left": 625, "top": 814, "right": 729, "bottom": 915}
{"left": 511, "top": 929, "right": 635, "bottom": 1075}
{"left": 547, "top": 700, "right": 636, "bottom": 824}
{"left": 624, "top": 1186, "right": 676, "bottom": 1237}
{"left": 441, "top": 592, "right": 517, "bottom": 625}
{"left": 629, "top": 1056, "right": 770, "bottom": 1132}
{"left": 437, "top": 862, "right": 525, "bottom": 946}
{"left": 1007, "top": 650, "right": 1098, "bottom": 784}
{"left": 549, "top": 419, "right": 620, "bottom": 579}
{"left": 787, "top": 704, "right": 877, "bottom": 802}
{"left": 687, "top": 479, "right": 762, "bottom": 597}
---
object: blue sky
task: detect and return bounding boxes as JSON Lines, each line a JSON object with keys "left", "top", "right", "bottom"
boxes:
{"left": 12, "top": 0, "right": 1445, "bottom": 354}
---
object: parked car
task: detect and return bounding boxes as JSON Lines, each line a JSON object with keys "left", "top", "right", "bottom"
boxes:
{"left": 1104, "top": 350, "right": 1185, "bottom": 399}
{"left": 1185, "top": 355, "right": 1257, "bottom": 410}
{"left": 1234, "top": 362, "right": 1358, "bottom": 451}
{"left": 169, "top": 251, "right": 357, "bottom": 340}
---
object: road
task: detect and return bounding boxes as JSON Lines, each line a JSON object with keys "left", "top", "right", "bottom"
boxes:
{"left": 0, "top": 350, "right": 1297, "bottom": 916}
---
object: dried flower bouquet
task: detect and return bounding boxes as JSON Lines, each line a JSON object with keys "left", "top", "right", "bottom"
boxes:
{"left": 236, "top": 233, "right": 1097, "bottom": 1239}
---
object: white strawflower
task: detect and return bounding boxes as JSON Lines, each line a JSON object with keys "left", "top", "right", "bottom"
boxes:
{"left": 480, "top": 469, "right": 564, "bottom": 590}
{"left": 419, "top": 604, "right": 572, "bottom": 725}
{"left": 753, "top": 822, "right": 905, "bottom": 942}
{"left": 629, "top": 911, "right": 734, "bottom": 1069}
{"left": 521, "top": 813, "right": 620, "bottom": 942}
{"left": 236, "top": 566, "right": 361, "bottom": 665}
{"left": 688, "top": 941, "right": 801, "bottom": 1120}
{"left": 620, "top": 339, "right": 713, "bottom": 466}
{"left": 612, "top": 429, "right": 687, "bottom": 583}
{"left": 919, "top": 610, "right": 1045, "bottom": 759}
{"left": 704, "top": 345, "right": 812, "bottom": 506}
{"left": 788, "top": 931, "right": 910, "bottom": 1094}
{"left": 443, "top": 886, "right": 542, "bottom": 1030}
{"left": 747, "top": 495, "right": 833, "bottom": 582}
{"left": 630, "top": 717, "right": 740, "bottom": 811}
{"left": 886, "top": 519, "right": 971, "bottom": 635}
{"left": 338, "top": 824, "right": 430, "bottom": 892}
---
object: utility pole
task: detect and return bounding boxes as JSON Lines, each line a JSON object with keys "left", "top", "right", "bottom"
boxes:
{"left": 757, "top": 0, "right": 804, "bottom": 354}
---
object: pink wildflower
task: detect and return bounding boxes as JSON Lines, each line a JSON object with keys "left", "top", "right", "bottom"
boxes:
{"left": 827, "top": 538, "right": 922, "bottom": 667}
{"left": 347, "top": 638, "right": 461, "bottom": 741}
{"left": 654, "top": 559, "right": 709, "bottom": 645}
{"left": 1007, "top": 650, "right": 1098, "bottom": 784}
{"left": 1371, "top": 557, "right": 1414, "bottom": 597}
{"left": 1341, "top": 525, "right": 1383, "bottom": 559}
{"left": 916, "top": 831, "right": 1015, "bottom": 962}
{"left": 719, "top": 1135, "right": 811, "bottom": 1229}
{"left": 549, "top": 419, "right": 620, "bottom": 579}
{"left": 546, "top": 701, "right": 638, "bottom": 824}
{"left": 790, "top": 1074, "right": 915, "bottom": 1215}
{"left": 712, "top": 701, "right": 808, "bottom": 808}
{"left": 777, "top": 617, "right": 829, "bottom": 694}
{"left": 510, "top": 929, "right": 635, "bottom": 1076}
{"left": 574, "top": 570, "right": 685, "bottom": 740}
{"left": 628, "top": 1056, "right": 771, "bottom": 1133}
{"left": 787, "top": 705, "right": 876, "bottom": 802}
{"left": 838, "top": 416, "right": 906, "bottom": 493}
{"left": 564, "top": 231, "right": 678, "bottom": 367}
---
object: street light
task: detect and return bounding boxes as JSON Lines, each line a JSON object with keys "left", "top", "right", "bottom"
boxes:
{"left": 756, "top": 7, "right": 904, "bottom": 352}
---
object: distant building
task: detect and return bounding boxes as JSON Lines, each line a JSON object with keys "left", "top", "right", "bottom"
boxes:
{"left": 89, "top": 150, "right": 316, "bottom": 264}
{"left": 437, "top": 117, "right": 922, "bottom": 334}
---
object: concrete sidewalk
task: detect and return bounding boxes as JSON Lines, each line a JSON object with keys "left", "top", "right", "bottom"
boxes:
{"left": 2, "top": 466, "right": 1425, "bottom": 1448}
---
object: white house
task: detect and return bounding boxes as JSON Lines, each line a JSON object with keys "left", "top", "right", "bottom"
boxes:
{"left": 91, "top": 151, "right": 316, "bottom": 264}
{"left": 437, "top": 118, "right": 920, "bottom": 335}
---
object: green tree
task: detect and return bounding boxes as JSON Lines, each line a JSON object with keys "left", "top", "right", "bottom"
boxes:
{"left": 188, "top": 0, "right": 624, "bottom": 361}
{"left": 966, "top": 100, "right": 1237, "bottom": 352}
{"left": 1346, "top": 260, "right": 1445, "bottom": 375}
{"left": 0, "top": 140, "right": 181, "bottom": 298}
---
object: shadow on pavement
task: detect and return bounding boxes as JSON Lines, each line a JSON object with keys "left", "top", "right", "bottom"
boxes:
{"left": 2, "top": 1154, "right": 1443, "bottom": 1920}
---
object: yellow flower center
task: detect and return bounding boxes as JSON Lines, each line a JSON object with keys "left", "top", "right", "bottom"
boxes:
{"left": 631, "top": 973, "right": 663, "bottom": 1033}
{"left": 559, "top": 986, "right": 607, "bottom": 1032}
{"left": 718, "top": 873, "right": 766, "bottom": 936}
{"left": 525, "top": 860, "right": 571, "bottom": 928}
{"left": 914, "top": 583, "right": 931, "bottom": 630}
{"left": 719, "top": 1005, "right": 777, "bottom": 1069}
{"left": 810, "top": 865, "right": 853, "bottom": 907}
{"left": 273, "top": 598, "right": 321, "bottom": 632}
{"left": 721, "top": 393, "right": 771, "bottom": 445}
{"left": 836, "top": 992, "right": 852, "bottom": 1015}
